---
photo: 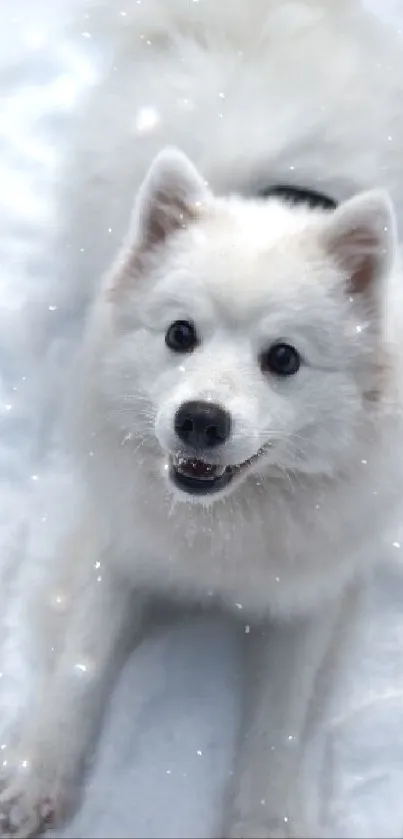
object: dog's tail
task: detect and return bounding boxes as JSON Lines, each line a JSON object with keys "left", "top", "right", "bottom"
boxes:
{"left": 61, "top": 0, "right": 395, "bottom": 306}
{"left": 78, "top": 0, "right": 356, "bottom": 54}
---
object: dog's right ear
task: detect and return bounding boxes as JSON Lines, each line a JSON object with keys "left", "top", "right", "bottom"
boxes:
{"left": 135, "top": 147, "right": 210, "bottom": 248}
{"left": 115, "top": 148, "right": 211, "bottom": 283}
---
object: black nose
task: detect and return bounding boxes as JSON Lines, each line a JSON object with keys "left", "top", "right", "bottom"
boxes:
{"left": 174, "top": 400, "right": 232, "bottom": 449}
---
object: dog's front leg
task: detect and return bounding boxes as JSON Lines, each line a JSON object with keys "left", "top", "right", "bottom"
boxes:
{"left": 224, "top": 583, "right": 362, "bottom": 839}
{"left": 0, "top": 541, "right": 143, "bottom": 839}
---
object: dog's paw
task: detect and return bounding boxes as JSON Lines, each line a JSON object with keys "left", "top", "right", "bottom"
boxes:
{"left": 0, "top": 769, "right": 69, "bottom": 838}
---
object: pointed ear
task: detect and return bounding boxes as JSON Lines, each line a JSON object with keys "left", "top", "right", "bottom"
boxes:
{"left": 133, "top": 146, "right": 211, "bottom": 254}
{"left": 321, "top": 189, "right": 396, "bottom": 301}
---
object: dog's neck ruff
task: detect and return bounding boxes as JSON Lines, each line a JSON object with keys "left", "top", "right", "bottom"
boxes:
{"left": 259, "top": 184, "right": 338, "bottom": 211}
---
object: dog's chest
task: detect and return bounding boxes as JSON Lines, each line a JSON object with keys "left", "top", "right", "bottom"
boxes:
{"left": 121, "top": 498, "right": 357, "bottom": 617}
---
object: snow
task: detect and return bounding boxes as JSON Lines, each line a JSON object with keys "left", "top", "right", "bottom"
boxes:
{"left": 1, "top": 0, "right": 403, "bottom": 836}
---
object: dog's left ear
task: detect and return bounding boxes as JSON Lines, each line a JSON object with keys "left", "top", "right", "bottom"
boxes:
{"left": 321, "top": 189, "right": 396, "bottom": 304}
{"left": 133, "top": 147, "right": 210, "bottom": 255}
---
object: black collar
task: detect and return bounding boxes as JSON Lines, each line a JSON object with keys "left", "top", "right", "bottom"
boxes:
{"left": 258, "top": 184, "right": 337, "bottom": 211}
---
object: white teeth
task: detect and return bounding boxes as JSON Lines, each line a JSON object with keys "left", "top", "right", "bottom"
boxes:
{"left": 170, "top": 455, "right": 227, "bottom": 477}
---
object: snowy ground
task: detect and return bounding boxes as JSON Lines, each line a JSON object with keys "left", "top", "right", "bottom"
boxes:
{"left": 1, "top": 1, "right": 403, "bottom": 836}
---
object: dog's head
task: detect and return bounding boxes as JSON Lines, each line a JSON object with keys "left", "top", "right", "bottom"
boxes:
{"left": 99, "top": 148, "right": 395, "bottom": 503}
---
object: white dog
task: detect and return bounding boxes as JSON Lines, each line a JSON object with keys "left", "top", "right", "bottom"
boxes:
{"left": 1, "top": 1, "right": 403, "bottom": 837}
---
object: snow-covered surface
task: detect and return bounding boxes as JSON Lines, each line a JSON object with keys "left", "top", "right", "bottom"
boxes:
{"left": 1, "top": 1, "right": 403, "bottom": 836}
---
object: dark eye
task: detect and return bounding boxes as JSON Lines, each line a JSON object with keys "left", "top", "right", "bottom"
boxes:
{"left": 165, "top": 320, "right": 198, "bottom": 353}
{"left": 260, "top": 342, "right": 301, "bottom": 376}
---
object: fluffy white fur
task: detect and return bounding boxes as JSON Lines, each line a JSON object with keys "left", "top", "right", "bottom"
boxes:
{"left": 2, "top": 1, "right": 403, "bottom": 837}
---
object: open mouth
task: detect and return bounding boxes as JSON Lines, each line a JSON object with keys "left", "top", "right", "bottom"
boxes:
{"left": 169, "top": 451, "right": 262, "bottom": 496}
